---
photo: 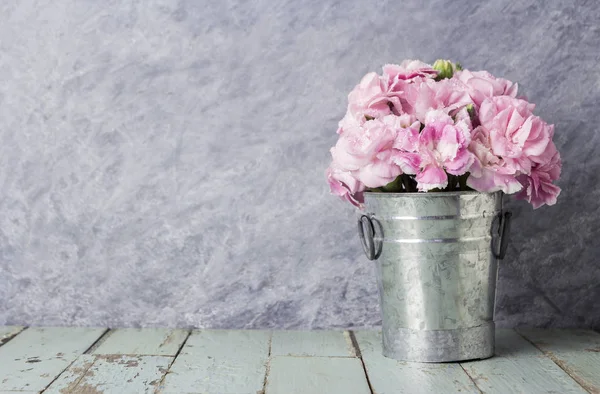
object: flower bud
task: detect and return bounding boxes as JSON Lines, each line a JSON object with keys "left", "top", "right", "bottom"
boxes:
{"left": 466, "top": 104, "right": 476, "bottom": 119}
{"left": 433, "top": 59, "right": 458, "bottom": 80}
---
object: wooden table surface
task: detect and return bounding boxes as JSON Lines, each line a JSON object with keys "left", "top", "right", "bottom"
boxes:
{"left": 0, "top": 327, "right": 598, "bottom": 393}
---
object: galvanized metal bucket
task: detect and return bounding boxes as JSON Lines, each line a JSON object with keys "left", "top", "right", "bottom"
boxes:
{"left": 358, "top": 191, "right": 511, "bottom": 362}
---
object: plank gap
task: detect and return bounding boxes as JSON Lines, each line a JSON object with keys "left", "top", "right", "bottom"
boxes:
{"left": 85, "top": 352, "right": 191, "bottom": 357}
{"left": 154, "top": 329, "right": 191, "bottom": 393}
{"left": 348, "top": 331, "right": 374, "bottom": 394}
{"left": 159, "top": 330, "right": 271, "bottom": 393}
{"left": 356, "top": 330, "right": 484, "bottom": 393}
{"left": 40, "top": 355, "right": 97, "bottom": 394}
{"left": 260, "top": 332, "right": 273, "bottom": 394}
{"left": 83, "top": 328, "right": 112, "bottom": 354}
{"left": 458, "top": 362, "right": 484, "bottom": 394}
{"left": 261, "top": 354, "right": 365, "bottom": 359}
{"left": 271, "top": 330, "right": 355, "bottom": 357}
{"left": 91, "top": 328, "right": 189, "bottom": 356}
{"left": 266, "top": 355, "right": 371, "bottom": 393}
{"left": 516, "top": 330, "right": 598, "bottom": 394}
{"left": 39, "top": 328, "right": 109, "bottom": 393}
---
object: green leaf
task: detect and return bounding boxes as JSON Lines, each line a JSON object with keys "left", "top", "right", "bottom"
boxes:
{"left": 381, "top": 175, "right": 404, "bottom": 192}
{"left": 458, "top": 173, "right": 473, "bottom": 191}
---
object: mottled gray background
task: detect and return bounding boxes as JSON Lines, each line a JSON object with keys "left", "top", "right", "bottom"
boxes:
{"left": 0, "top": 1, "right": 598, "bottom": 329}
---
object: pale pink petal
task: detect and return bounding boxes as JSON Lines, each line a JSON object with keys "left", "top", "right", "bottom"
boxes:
{"left": 467, "top": 170, "right": 523, "bottom": 194}
{"left": 424, "top": 109, "right": 453, "bottom": 125}
{"left": 392, "top": 123, "right": 420, "bottom": 151}
{"left": 466, "top": 169, "right": 500, "bottom": 192}
{"left": 358, "top": 160, "right": 402, "bottom": 188}
{"left": 507, "top": 110, "right": 529, "bottom": 147}
{"left": 445, "top": 148, "right": 474, "bottom": 175}
{"left": 515, "top": 173, "right": 561, "bottom": 209}
{"left": 416, "top": 165, "right": 448, "bottom": 191}
{"left": 392, "top": 152, "right": 421, "bottom": 174}
{"left": 418, "top": 123, "right": 439, "bottom": 151}
{"left": 437, "top": 124, "right": 462, "bottom": 160}
{"left": 456, "top": 69, "right": 518, "bottom": 106}
{"left": 522, "top": 116, "right": 551, "bottom": 157}
{"left": 326, "top": 166, "right": 365, "bottom": 208}
{"left": 383, "top": 61, "right": 437, "bottom": 82}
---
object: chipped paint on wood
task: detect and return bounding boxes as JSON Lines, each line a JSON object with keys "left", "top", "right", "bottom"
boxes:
{"left": 44, "top": 354, "right": 173, "bottom": 394}
{"left": 265, "top": 356, "right": 370, "bottom": 394}
{"left": 270, "top": 330, "right": 355, "bottom": 357}
{"left": 91, "top": 328, "right": 189, "bottom": 356}
{"left": 0, "top": 326, "right": 25, "bottom": 347}
{"left": 0, "top": 327, "right": 106, "bottom": 392}
{"left": 517, "top": 329, "right": 600, "bottom": 394}
{"left": 159, "top": 330, "right": 271, "bottom": 394}
{"left": 42, "top": 355, "right": 96, "bottom": 394}
{"left": 461, "top": 329, "right": 588, "bottom": 394}
{"left": 0, "top": 327, "right": 598, "bottom": 393}
{"left": 354, "top": 330, "right": 480, "bottom": 394}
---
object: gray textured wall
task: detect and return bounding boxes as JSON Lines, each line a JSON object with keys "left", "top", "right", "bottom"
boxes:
{"left": 0, "top": 1, "right": 598, "bottom": 329}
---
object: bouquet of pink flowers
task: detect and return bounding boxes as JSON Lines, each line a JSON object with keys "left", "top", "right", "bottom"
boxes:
{"left": 326, "top": 59, "right": 561, "bottom": 209}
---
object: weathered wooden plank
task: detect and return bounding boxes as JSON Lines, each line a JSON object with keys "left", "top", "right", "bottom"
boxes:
{"left": 159, "top": 330, "right": 270, "bottom": 394}
{"left": 42, "top": 355, "right": 96, "bottom": 394}
{"left": 517, "top": 329, "right": 600, "bottom": 394}
{"left": 45, "top": 354, "right": 172, "bottom": 394}
{"left": 0, "top": 327, "right": 106, "bottom": 392}
{"left": 265, "top": 356, "right": 370, "bottom": 394}
{"left": 0, "top": 326, "right": 25, "bottom": 346}
{"left": 271, "top": 330, "right": 355, "bottom": 357}
{"left": 91, "top": 328, "right": 189, "bottom": 356}
{"left": 461, "top": 329, "right": 587, "bottom": 394}
{"left": 354, "top": 330, "right": 480, "bottom": 394}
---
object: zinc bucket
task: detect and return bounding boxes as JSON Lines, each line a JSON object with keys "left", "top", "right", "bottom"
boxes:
{"left": 358, "top": 191, "right": 511, "bottom": 362}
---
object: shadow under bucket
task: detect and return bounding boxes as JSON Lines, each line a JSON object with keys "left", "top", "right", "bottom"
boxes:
{"left": 358, "top": 191, "right": 511, "bottom": 362}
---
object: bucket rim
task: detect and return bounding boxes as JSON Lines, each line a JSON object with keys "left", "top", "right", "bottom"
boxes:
{"left": 363, "top": 191, "right": 503, "bottom": 198}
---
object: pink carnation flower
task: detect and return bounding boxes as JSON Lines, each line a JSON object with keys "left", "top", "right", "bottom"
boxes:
{"left": 384, "top": 114, "right": 422, "bottom": 174}
{"left": 479, "top": 96, "right": 552, "bottom": 175}
{"left": 456, "top": 70, "right": 518, "bottom": 106}
{"left": 414, "top": 112, "right": 474, "bottom": 191}
{"left": 326, "top": 61, "right": 561, "bottom": 209}
{"left": 341, "top": 62, "right": 438, "bottom": 133}
{"left": 330, "top": 118, "right": 402, "bottom": 188}
{"left": 403, "top": 78, "right": 473, "bottom": 123}
{"left": 515, "top": 143, "right": 561, "bottom": 208}
{"left": 382, "top": 60, "right": 438, "bottom": 92}
{"left": 467, "top": 126, "right": 523, "bottom": 194}
{"left": 326, "top": 164, "right": 365, "bottom": 208}
{"left": 342, "top": 72, "right": 402, "bottom": 129}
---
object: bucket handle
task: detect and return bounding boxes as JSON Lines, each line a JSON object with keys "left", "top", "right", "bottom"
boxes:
{"left": 492, "top": 211, "right": 512, "bottom": 259}
{"left": 357, "top": 215, "right": 383, "bottom": 260}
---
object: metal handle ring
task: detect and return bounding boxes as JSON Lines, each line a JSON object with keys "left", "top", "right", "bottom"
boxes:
{"left": 492, "top": 211, "right": 512, "bottom": 259}
{"left": 357, "top": 215, "right": 383, "bottom": 260}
